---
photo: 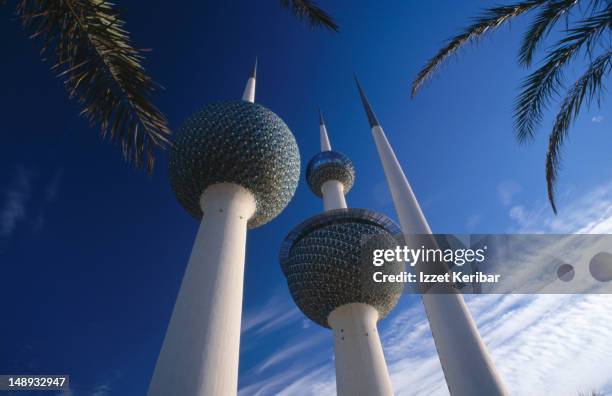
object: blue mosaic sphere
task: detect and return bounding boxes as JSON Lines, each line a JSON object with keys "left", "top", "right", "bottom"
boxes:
{"left": 306, "top": 151, "right": 355, "bottom": 198}
{"left": 168, "top": 100, "right": 300, "bottom": 228}
{"left": 280, "top": 209, "right": 404, "bottom": 328}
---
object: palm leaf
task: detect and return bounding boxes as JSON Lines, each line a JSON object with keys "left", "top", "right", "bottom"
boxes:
{"left": 411, "top": 0, "right": 547, "bottom": 97}
{"left": 519, "top": 0, "right": 579, "bottom": 67}
{"left": 514, "top": 4, "right": 612, "bottom": 143}
{"left": 546, "top": 51, "right": 611, "bottom": 212}
{"left": 16, "top": 0, "right": 171, "bottom": 172}
{"left": 280, "top": 0, "right": 339, "bottom": 32}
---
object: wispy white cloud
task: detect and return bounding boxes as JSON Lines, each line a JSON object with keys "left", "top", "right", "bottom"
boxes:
{"left": 397, "top": 182, "right": 612, "bottom": 395}
{"left": 239, "top": 291, "right": 335, "bottom": 394}
{"left": 239, "top": 363, "right": 336, "bottom": 396}
{"left": 255, "top": 332, "right": 327, "bottom": 373}
{"left": 92, "top": 370, "right": 123, "bottom": 396}
{"left": 498, "top": 180, "right": 522, "bottom": 206}
{"left": 274, "top": 365, "right": 336, "bottom": 396}
{"left": 508, "top": 180, "right": 612, "bottom": 234}
{"left": 32, "top": 168, "right": 63, "bottom": 232}
{"left": 253, "top": 307, "right": 302, "bottom": 336}
{"left": 388, "top": 181, "right": 612, "bottom": 395}
{"left": 592, "top": 115, "right": 604, "bottom": 123}
{"left": 57, "top": 370, "right": 121, "bottom": 396}
{"left": 508, "top": 205, "right": 527, "bottom": 224}
{"left": 384, "top": 293, "right": 612, "bottom": 396}
{"left": 465, "top": 213, "right": 482, "bottom": 231}
{"left": 489, "top": 294, "right": 612, "bottom": 395}
{"left": 241, "top": 180, "right": 612, "bottom": 396}
{"left": 44, "top": 169, "right": 63, "bottom": 202}
{"left": 91, "top": 383, "right": 111, "bottom": 396}
{"left": 0, "top": 167, "right": 63, "bottom": 251}
{"left": 242, "top": 291, "right": 302, "bottom": 336}
{"left": 0, "top": 168, "right": 32, "bottom": 240}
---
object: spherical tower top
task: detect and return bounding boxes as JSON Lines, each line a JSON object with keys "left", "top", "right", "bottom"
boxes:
{"left": 279, "top": 208, "right": 404, "bottom": 328}
{"left": 306, "top": 150, "right": 355, "bottom": 198}
{"left": 305, "top": 110, "right": 355, "bottom": 198}
{"left": 168, "top": 65, "right": 300, "bottom": 228}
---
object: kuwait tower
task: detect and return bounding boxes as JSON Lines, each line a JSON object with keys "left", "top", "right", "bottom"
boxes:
{"left": 355, "top": 79, "right": 508, "bottom": 396}
{"left": 279, "top": 112, "right": 403, "bottom": 396}
{"left": 148, "top": 61, "right": 300, "bottom": 396}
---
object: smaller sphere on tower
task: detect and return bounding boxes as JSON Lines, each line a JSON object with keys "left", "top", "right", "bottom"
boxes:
{"left": 306, "top": 151, "right": 355, "bottom": 198}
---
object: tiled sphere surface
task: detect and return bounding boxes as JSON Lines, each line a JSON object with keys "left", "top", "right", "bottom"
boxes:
{"left": 306, "top": 151, "right": 355, "bottom": 197}
{"left": 168, "top": 100, "right": 300, "bottom": 228}
{"left": 280, "top": 209, "right": 404, "bottom": 328}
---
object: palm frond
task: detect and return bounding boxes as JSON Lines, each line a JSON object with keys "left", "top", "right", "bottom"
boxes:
{"left": 280, "top": 0, "right": 339, "bottom": 32}
{"left": 16, "top": 0, "right": 171, "bottom": 172}
{"left": 519, "top": 0, "right": 580, "bottom": 67}
{"left": 411, "top": 0, "right": 547, "bottom": 97}
{"left": 514, "top": 4, "right": 611, "bottom": 143}
{"left": 546, "top": 51, "right": 611, "bottom": 212}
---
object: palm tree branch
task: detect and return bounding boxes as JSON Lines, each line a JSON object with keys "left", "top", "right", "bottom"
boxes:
{"left": 514, "top": 4, "right": 611, "bottom": 143}
{"left": 545, "top": 50, "right": 611, "bottom": 213}
{"left": 280, "top": 0, "right": 339, "bottom": 32}
{"left": 519, "top": 0, "right": 580, "bottom": 67}
{"left": 411, "top": 0, "right": 547, "bottom": 97}
{"left": 16, "top": 0, "right": 171, "bottom": 172}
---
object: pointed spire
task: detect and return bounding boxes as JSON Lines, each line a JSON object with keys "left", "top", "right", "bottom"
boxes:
{"left": 251, "top": 57, "right": 258, "bottom": 79}
{"left": 242, "top": 58, "right": 257, "bottom": 103}
{"left": 354, "top": 77, "right": 380, "bottom": 128}
{"left": 319, "top": 109, "right": 332, "bottom": 152}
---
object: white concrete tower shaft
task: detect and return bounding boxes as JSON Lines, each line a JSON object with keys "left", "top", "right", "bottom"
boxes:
{"left": 329, "top": 303, "right": 394, "bottom": 396}
{"left": 148, "top": 65, "right": 259, "bottom": 396}
{"left": 148, "top": 184, "right": 255, "bottom": 396}
{"left": 315, "top": 115, "right": 394, "bottom": 396}
{"left": 355, "top": 79, "right": 508, "bottom": 396}
{"left": 318, "top": 111, "right": 348, "bottom": 211}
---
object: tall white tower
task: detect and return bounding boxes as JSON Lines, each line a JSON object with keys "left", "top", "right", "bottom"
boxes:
{"left": 355, "top": 79, "right": 508, "bottom": 396}
{"left": 148, "top": 61, "right": 300, "bottom": 396}
{"left": 280, "top": 113, "right": 403, "bottom": 396}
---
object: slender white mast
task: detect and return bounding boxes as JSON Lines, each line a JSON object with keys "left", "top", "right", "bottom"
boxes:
{"left": 355, "top": 79, "right": 508, "bottom": 396}
{"left": 242, "top": 58, "right": 257, "bottom": 103}
{"left": 318, "top": 111, "right": 347, "bottom": 211}
{"left": 319, "top": 110, "right": 332, "bottom": 152}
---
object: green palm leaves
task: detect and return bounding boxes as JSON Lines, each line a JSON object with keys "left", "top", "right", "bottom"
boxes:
{"left": 280, "top": 0, "right": 339, "bottom": 32}
{"left": 10, "top": 0, "right": 337, "bottom": 172}
{"left": 15, "top": 0, "right": 171, "bottom": 172}
{"left": 412, "top": 0, "right": 548, "bottom": 96}
{"left": 412, "top": 0, "right": 612, "bottom": 213}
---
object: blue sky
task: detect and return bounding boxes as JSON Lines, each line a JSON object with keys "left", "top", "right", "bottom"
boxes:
{"left": 1, "top": 1, "right": 612, "bottom": 395}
